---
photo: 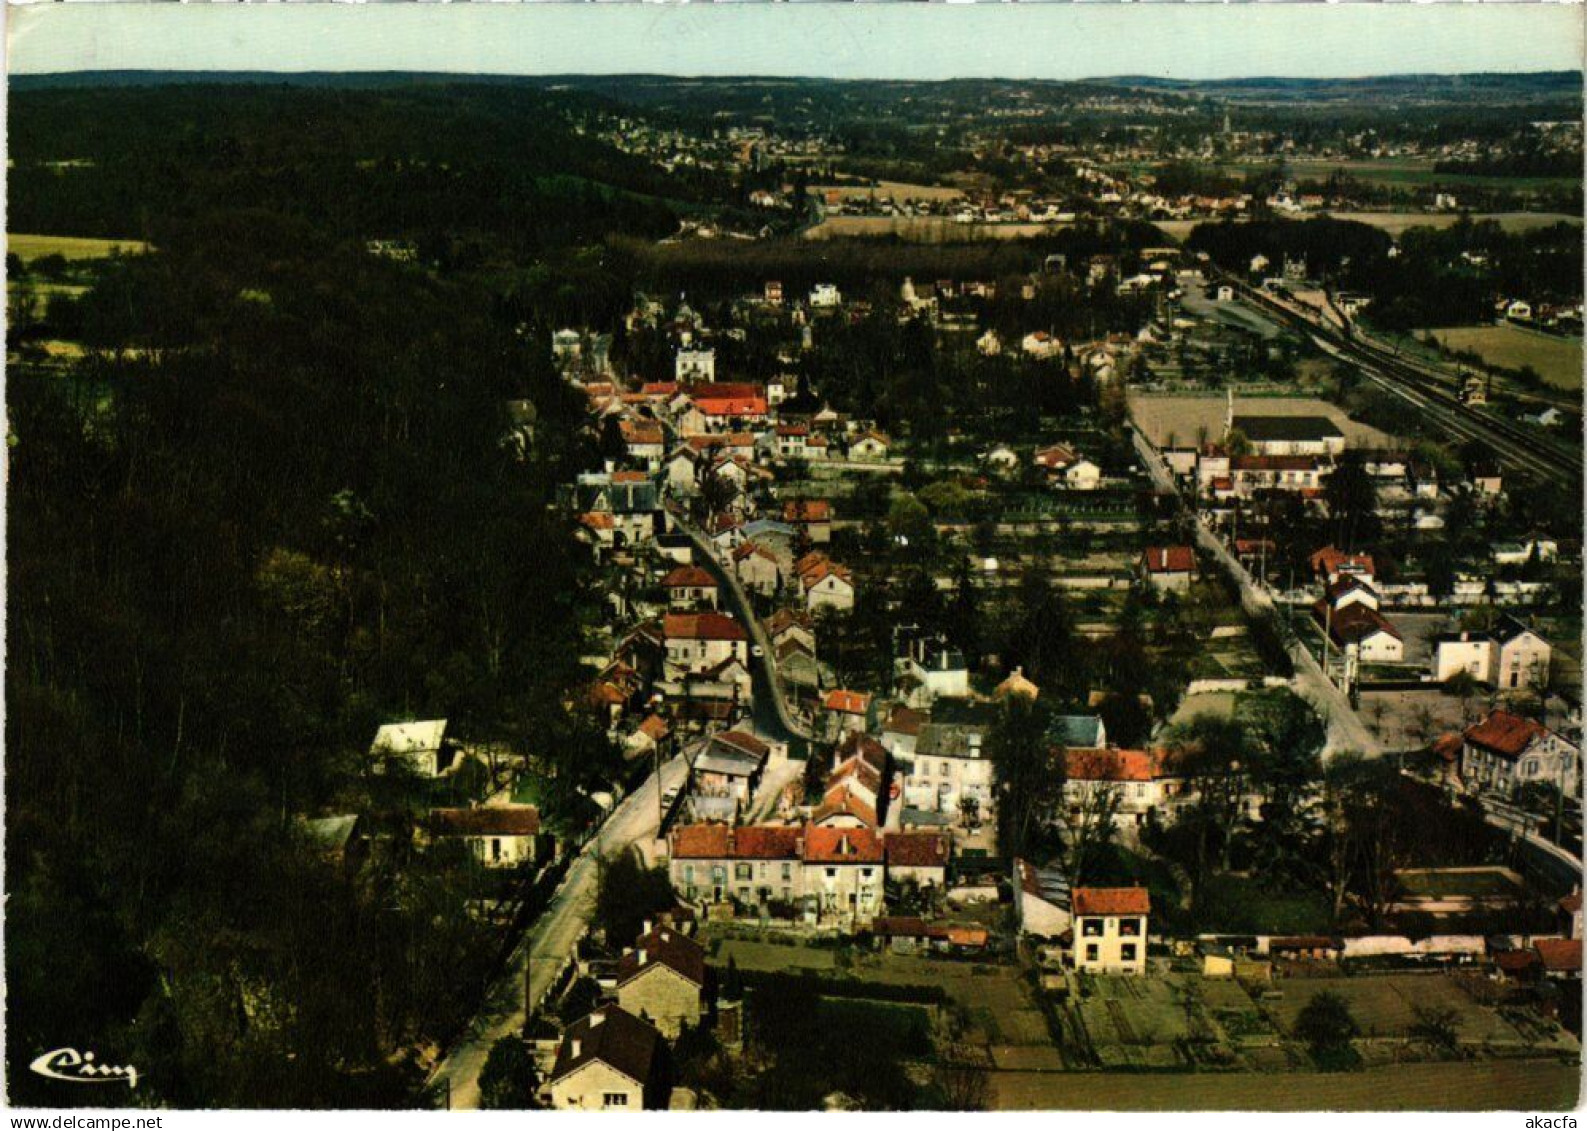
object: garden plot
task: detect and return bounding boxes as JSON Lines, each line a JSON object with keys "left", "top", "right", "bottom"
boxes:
{"left": 1267, "top": 974, "right": 1531, "bottom": 1047}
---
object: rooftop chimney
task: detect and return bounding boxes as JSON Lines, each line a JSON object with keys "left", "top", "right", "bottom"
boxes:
{"left": 643, "top": 919, "right": 653, "bottom": 936}
{"left": 570, "top": 1039, "right": 582, "bottom": 1058}
{"left": 638, "top": 949, "right": 648, "bottom": 965}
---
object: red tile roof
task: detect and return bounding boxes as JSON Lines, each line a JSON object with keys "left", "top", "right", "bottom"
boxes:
{"left": 1141, "top": 546, "right": 1195, "bottom": 574}
{"left": 813, "top": 785, "right": 878, "bottom": 828}
{"left": 823, "top": 689, "right": 871, "bottom": 715}
{"left": 661, "top": 565, "right": 717, "bottom": 590}
{"left": 1072, "top": 886, "right": 1151, "bottom": 916}
{"left": 1063, "top": 747, "right": 1176, "bottom": 783}
{"left": 428, "top": 805, "right": 541, "bottom": 837}
{"left": 783, "top": 499, "right": 832, "bottom": 523}
{"left": 670, "top": 823, "right": 803, "bottom": 860}
{"left": 1309, "top": 545, "right": 1376, "bottom": 578}
{"left": 1534, "top": 937, "right": 1582, "bottom": 973}
{"left": 664, "top": 612, "right": 747, "bottom": 642}
{"left": 803, "top": 826, "right": 884, "bottom": 864}
{"left": 696, "top": 396, "right": 768, "bottom": 417}
{"left": 1463, "top": 710, "right": 1547, "bottom": 760}
{"left": 884, "top": 832, "right": 950, "bottom": 869}
{"left": 1313, "top": 600, "right": 1402, "bottom": 646}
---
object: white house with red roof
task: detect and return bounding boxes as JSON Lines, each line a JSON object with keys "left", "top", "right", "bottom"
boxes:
{"left": 1061, "top": 747, "right": 1186, "bottom": 829}
{"left": 1139, "top": 545, "right": 1196, "bottom": 592}
{"left": 1460, "top": 709, "right": 1579, "bottom": 799}
{"left": 661, "top": 564, "right": 719, "bottom": 610}
{"left": 663, "top": 611, "right": 748, "bottom": 678}
{"left": 1072, "top": 886, "right": 1151, "bottom": 975}
{"left": 798, "top": 551, "right": 855, "bottom": 612}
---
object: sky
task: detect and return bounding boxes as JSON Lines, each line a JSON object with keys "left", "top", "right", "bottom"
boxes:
{"left": 8, "top": 3, "right": 1585, "bottom": 81}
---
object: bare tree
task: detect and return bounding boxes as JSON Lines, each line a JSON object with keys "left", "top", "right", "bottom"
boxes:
{"left": 1062, "top": 780, "right": 1122, "bottom": 887}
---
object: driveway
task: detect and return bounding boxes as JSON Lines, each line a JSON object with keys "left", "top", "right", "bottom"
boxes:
{"left": 426, "top": 753, "right": 689, "bottom": 1109}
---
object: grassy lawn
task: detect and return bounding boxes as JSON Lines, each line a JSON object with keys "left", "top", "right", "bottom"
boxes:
{"left": 1417, "top": 323, "right": 1583, "bottom": 391}
{"left": 1193, "top": 874, "right": 1333, "bottom": 935}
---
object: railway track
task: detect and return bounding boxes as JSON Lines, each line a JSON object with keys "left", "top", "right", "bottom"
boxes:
{"left": 1228, "top": 280, "right": 1582, "bottom": 490}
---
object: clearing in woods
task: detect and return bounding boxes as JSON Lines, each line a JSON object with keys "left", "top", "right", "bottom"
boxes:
{"left": 9, "top": 234, "right": 151, "bottom": 261}
{"left": 1416, "top": 323, "right": 1583, "bottom": 391}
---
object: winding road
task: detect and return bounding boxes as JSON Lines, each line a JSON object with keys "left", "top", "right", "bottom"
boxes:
{"left": 425, "top": 753, "right": 688, "bottom": 1109}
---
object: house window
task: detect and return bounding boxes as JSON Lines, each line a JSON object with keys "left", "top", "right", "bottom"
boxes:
{"left": 1119, "top": 918, "right": 1140, "bottom": 938}
{"left": 861, "top": 868, "right": 874, "bottom": 880}
{"left": 782, "top": 862, "right": 793, "bottom": 881}
{"left": 826, "top": 868, "right": 837, "bottom": 879}
{"left": 491, "top": 838, "right": 502, "bottom": 862}
{"left": 711, "top": 866, "right": 726, "bottom": 884}
{"left": 684, "top": 865, "right": 695, "bottom": 884}
{"left": 1085, "top": 944, "right": 1099, "bottom": 962}
{"left": 1082, "top": 918, "right": 1103, "bottom": 937}
{"left": 1121, "top": 944, "right": 1137, "bottom": 963}
{"left": 1526, "top": 760, "right": 1540, "bottom": 777}
{"left": 602, "top": 1093, "right": 629, "bottom": 1109}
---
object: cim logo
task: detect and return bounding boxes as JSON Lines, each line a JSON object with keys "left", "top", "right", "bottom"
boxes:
{"left": 29, "top": 1048, "right": 139, "bottom": 1089}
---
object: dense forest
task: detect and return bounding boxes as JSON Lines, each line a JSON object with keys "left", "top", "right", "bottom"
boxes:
{"left": 5, "top": 79, "right": 653, "bottom": 1104}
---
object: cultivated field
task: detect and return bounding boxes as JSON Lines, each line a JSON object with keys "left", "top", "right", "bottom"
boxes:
{"left": 804, "top": 216, "right": 1068, "bottom": 241}
{"left": 9, "top": 233, "right": 151, "bottom": 261}
{"left": 1326, "top": 211, "right": 1582, "bottom": 237}
{"left": 989, "top": 1060, "right": 1580, "bottom": 1111}
{"left": 1267, "top": 974, "right": 1531, "bottom": 1045}
{"left": 811, "top": 180, "right": 965, "bottom": 204}
{"left": 1128, "top": 393, "right": 1398, "bottom": 449}
{"left": 1417, "top": 323, "right": 1583, "bottom": 391}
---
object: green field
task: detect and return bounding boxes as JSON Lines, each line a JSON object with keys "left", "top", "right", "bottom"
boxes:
{"left": 1231, "top": 159, "right": 1580, "bottom": 193}
{"left": 990, "top": 1060, "right": 1580, "bottom": 1111}
{"left": 8, "top": 233, "right": 150, "bottom": 262}
{"left": 1418, "top": 323, "right": 1583, "bottom": 390}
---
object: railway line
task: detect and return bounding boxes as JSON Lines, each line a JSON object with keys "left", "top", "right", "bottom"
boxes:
{"left": 1227, "top": 279, "right": 1582, "bottom": 491}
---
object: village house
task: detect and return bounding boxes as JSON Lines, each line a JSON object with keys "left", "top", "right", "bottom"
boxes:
{"left": 542, "top": 1006, "right": 668, "bottom": 1111}
{"left": 573, "top": 471, "right": 662, "bottom": 548}
{"left": 1314, "top": 600, "right": 1404, "bottom": 664}
{"left": 663, "top": 611, "right": 749, "bottom": 677}
{"left": 619, "top": 419, "right": 668, "bottom": 470}
{"left": 1061, "top": 748, "right": 1186, "bottom": 830}
{"left": 1433, "top": 614, "right": 1552, "bottom": 689}
{"left": 1021, "top": 330, "right": 1064, "bottom": 360}
{"left": 1230, "top": 414, "right": 1346, "bottom": 457}
{"left": 894, "top": 628, "right": 969, "bottom": 703}
{"left": 370, "top": 719, "right": 451, "bottom": 777}
{"left": 848, "top": 429, "right": 891, "bottom": 461}
{"left": 1139, "top": 546, "right": 1196, "bottom": 592}
{"left": 782, "top": 499, "right": 832, "bottom": 544}
{"left": 425, "top": 805, "right": 546, "bottom": 868}
{"left": 1460, "top": 710, "right": 1580, "bottom": 800}
{"left": 803, "top": 826, "right": 886, "bottom": 926}
{"left": 1072, "top": 886, "right": 1151, "bottom": 975}
{"left": 1014, "top": 859, "right": 1071, "bottom": 939}
{"left": 1309, "top": 545, "right": 1377, "bottom": 585}
{"left": 798, "top": 552, "right": 855, "bottom": 612}
{"left": 822, "top": 689, "right": 873, "bottom": 737}
{"left": 615, "top": 924, "right": 707, "bottom": 1039}
{"left": 883, "top": 831, "right": 951, "bottom": 890}
{"left": 1063, "top": 457, "right": 1103, "bottom": 492}
{"left": 691, "top": 730, "right": 771, "bottom": 812}
{"left": 731, "top": 540, "right": 782, "bottom": 597}
{"left": 661, "top": 565, "right": 719, "bottom": 610}
{"left": 675, "top": 347, "right": 716, "bottom": 384}
{"left": 901, "top": 722, "right": 992, "bottom": 817}
{"left": 813, "top": 733, "right": 888, "bottom": 829}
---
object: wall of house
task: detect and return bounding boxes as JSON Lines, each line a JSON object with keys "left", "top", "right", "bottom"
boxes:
{"left": 1356, "top": 633, "right": 1404, "bottom": 664}
{"left": 803, "top": 861, "right": 884, "bottom": 924}
{"left": 1496, "top": 636, "right": 1551, "bottom": 690}
{"left": 546, "top": 1061, "right": 643, "bottom": 1111}
{"left": 617, "top": 966, "right": 702, "bottom": 1040}
{"left": 1073, "top": 914, "right": 1148, "bottom": 974}
{"left": 673, "top": 856, "right": 801, "bottom": 906}
{"left": 1434, "top": 640, "right": 1492, "bottom": 683}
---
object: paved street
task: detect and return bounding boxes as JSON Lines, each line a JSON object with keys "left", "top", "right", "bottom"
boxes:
{"left": 1131, "top": 427, "right": 1382, "bottom": 758}
{"left": 426, "top": 752, "right": 688, "bottom": 1109}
